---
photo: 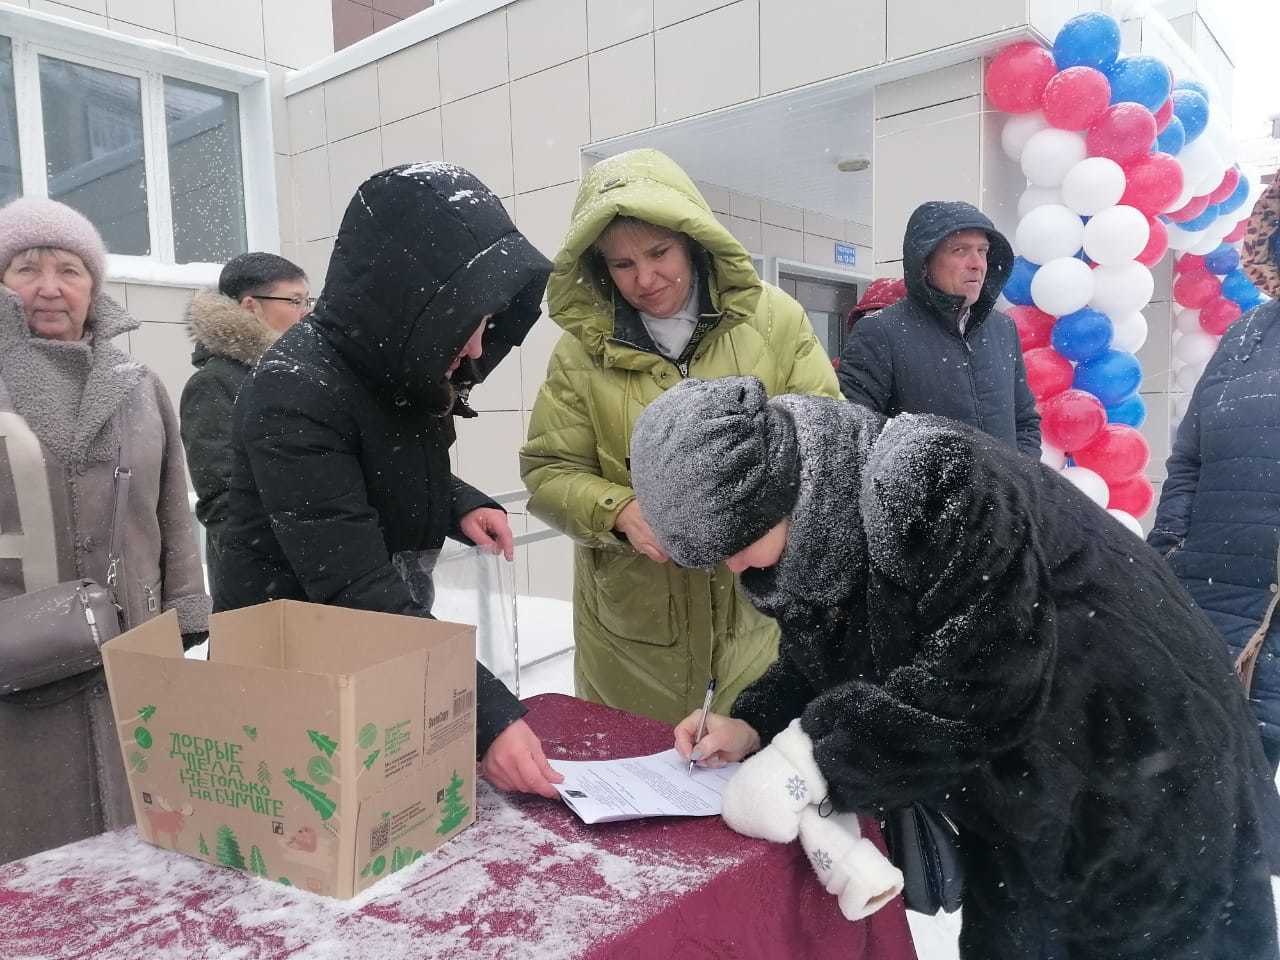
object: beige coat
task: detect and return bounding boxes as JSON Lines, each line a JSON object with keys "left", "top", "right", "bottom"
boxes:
{"left": 0, "top": 291, "right": 209, "bottom": 864}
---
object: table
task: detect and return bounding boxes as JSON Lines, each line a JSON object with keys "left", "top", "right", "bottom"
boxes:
{"left": 0, "top": 693, "right": 918, "bottom": 960}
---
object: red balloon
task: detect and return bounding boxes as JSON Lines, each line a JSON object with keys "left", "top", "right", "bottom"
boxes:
{"left": 986, "top": 42, "right": 1058, "bottom": 113}
{"left": 1153, "top": 97, "right": 1174, "bottom": 133}
{"left": 1042, "top": 67, "right": 1111, "bottom": 130}
{"left": 1167, "top": 194, "right": 1211, "bottom": 223}
{"left": 1224, "top": 219, "right": 1248, "bottom": 243}
{"left": 1041, "top": 389, "right": 1107, "bottom": 452}
{"left": 1119, "top": 153, "right": 1184, "bottom": 216}
{"left": 1206, "top": 167, "right": 1240, "bottom": 205}
{"left": 1174, "top": 253, "right": 1206, "bottom": 275}
{"left": 1136, "top": 216, "right": 1168, "bottom": 267}
{"left": 1011, "top": 306, "right": 1057, "bottom": 351}
{"left": 1173, "top": 270, "right": 1222, "bottom": 309}
{"left": 1024, "top": 348, "right": 1075, "bottom": 401}
{"left": 1074, "top": 425, "right": 1150, "bottom": 483}
{"left": 1199, "top": 297, "right": 1242, "bottom": 336}
{"left": 1086, "top": 103, "right": 1157, "bottom": 166}
{"left": 1108, "top": 474, "right": 1154, "bottom": 517}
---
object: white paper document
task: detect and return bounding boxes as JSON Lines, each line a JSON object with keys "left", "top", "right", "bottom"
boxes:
{"left": 547, "top": 749, "right": 741, "bottom": 824}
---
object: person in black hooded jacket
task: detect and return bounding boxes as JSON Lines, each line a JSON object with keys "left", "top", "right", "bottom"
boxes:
{"left": 629, "top": 376, "right": 1280, "bottom": 960}
{"left": 838, "top": 201, "right": 1041, "bottom": 457}
{"left": 215, "top": 163, "right": 561, "bottom": 798}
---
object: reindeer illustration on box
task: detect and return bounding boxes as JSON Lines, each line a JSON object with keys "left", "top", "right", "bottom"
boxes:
{"left": 143, "top": 796, "right": 194, "bottom": 848}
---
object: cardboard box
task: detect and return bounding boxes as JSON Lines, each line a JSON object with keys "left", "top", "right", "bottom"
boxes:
{"left": 101, "top": 600, "right": 477, "bottom": 898}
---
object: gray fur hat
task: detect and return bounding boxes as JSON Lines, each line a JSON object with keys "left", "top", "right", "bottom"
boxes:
{"left": 629, "top": 376, "right": 799, "bottom": 568}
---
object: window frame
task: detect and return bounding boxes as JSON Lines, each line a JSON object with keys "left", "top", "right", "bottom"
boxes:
{"left": 0, "top": 6, "right": 278, "bottom": 286}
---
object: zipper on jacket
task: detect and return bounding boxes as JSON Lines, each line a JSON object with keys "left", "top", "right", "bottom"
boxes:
{"left": 143, "top": 583, "right": 159, "bottom": 613}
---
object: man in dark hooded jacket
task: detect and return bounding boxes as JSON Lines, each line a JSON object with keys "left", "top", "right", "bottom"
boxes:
{"left": 216, "top": 163, "right": 561, "bottom": 798}
{"left": 838, "top": 201, "right": 1041, "bottom": 456}
{"left": 629, "top": 375, "right": 1280, "bottom": 960}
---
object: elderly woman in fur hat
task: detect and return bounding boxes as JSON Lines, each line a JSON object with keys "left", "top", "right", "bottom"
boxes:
{"left": 630, "top": 375, "right": 1280, "bottom": 959}
{"left": 0, "top": 198, "right": 209, "bottom": 864}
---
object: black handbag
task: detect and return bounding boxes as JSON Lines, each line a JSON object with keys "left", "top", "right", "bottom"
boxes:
{"left": 881, "top": 803, "right": 964, "bottom": 914}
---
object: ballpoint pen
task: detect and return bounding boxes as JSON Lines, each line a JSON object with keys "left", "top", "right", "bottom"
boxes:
{"left": 687, "top": 677, "right": 717, "bottom": 776}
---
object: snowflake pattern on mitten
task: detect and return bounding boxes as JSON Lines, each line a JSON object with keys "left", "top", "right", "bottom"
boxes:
{"left": 810, "top": 847, "right": 833, "bottom": 872}
{"left": 785, "top": 774, "right": 808, "bottom": 802}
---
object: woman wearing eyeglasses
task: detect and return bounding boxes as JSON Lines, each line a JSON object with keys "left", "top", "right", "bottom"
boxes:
{"left": 179, "top": 252, "right": 312, "bottom": 607}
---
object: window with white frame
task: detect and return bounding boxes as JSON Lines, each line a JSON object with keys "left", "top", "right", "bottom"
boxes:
{"left": 0, "top": 8, "right": 276, "bottom": 279}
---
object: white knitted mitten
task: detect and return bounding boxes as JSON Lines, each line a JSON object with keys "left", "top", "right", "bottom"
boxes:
{"left": 721, "top": 719, "right": 828, "bottom": 843}
{"left": 798, "top": 805, "right": 904, "bottom": 921}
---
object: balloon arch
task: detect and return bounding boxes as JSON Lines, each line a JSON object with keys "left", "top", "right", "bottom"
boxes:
{"left": 985, "top": 12, "right": 1268, "bottom": 533}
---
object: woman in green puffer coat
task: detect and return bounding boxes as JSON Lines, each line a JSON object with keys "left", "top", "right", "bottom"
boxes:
{"left": 520, "top": 149, "right": 839, "bottom": 725}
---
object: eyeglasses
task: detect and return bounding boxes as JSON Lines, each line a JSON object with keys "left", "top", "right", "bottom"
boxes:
{"left": 255, "top": 295, "right": 316, "bottom": 311}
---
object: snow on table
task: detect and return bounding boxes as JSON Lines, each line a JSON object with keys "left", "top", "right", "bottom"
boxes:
{"left": 0, "top": 694, "right": 918, "bottom": 960}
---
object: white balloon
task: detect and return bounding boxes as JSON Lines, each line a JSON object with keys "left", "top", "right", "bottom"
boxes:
{"left": 1041, "top": 444, "right": 1067, "bottom": 470}
{"left": 1174, "top": 307, "right": 1202, "bottom": 334}
{"left": 1062, "top": 466, "right": 1110, "bottom": 508}
{"left": 1111, "top": 311, "right": 1149, "bottom": 353}
{"left": 1031, "top": 256, "right": 1095, "bottom": 316}
{"left": 1175, "top": 360, "right": 1208, "bottom": 392}
{"left": 1015, "top": 204, "right": 1086, "bottom": 265}
{"left": 1174, "top": 329, "right": 1218, "bottom": 366}
{"left": 1164, "top": 220, "right": 1206, "bottom": 253}
{"left": 1189, "top": 230, "right": 1229, "bottom": 255}
{"left": 1017, "top": 185, "right": 1063, "bottom": 220}
{"left": 1205, "top": 212, "right": 1241, "bottom": 239}
{"left": 1090, "top": 261, "right": 1154, "bottom": 317}
{"left": 1107, "top": 509, "right": 1145, "bottom": 538}
{"left": 1206, "top": 120, "right": 1237, "bottom": 164}
{"left": 1082, "top": 205, "right": 1150, "bottom": 266}
{"left": 1060, "top": 157, "right": 1127, "bottom": 216}
{"left": 1021, "top": 128, "right": 1089, "bottom": 188}
{"left": 1002, "top": 112, "right": 1050, "bottom": 162}
{"left": 1178, "top": 138, "right": 1226, "bottom": 196}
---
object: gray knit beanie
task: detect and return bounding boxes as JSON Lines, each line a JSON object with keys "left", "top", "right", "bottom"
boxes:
{"left": 0, "top": 198, "right": 108, "bottom": 292}
{"left": 630, "top": 377, "right": 800, "bottom": 568}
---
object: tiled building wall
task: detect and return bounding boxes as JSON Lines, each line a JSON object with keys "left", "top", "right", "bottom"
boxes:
{"left": 332, "top": 0, "right": 434, "bottom": 50}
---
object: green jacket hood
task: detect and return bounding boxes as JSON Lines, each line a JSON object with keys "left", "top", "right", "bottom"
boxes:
{"left": 549, "top": 149, "right": 762, "bottom": 363}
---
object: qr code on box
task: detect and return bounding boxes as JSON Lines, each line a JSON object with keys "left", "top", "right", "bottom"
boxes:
{"left": 371, "top": 819, "right": 390, "bottom": 854}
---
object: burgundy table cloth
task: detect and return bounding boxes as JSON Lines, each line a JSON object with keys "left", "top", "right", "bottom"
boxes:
{"left": 0, "top": 693, "right": 918, "bottom": 960}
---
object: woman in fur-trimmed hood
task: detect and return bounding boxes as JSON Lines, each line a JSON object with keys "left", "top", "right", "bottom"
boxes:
{"left": 180, "top": 253, "right": 310, "bottom": 604}
{"left": 0, "top": 198, "right": 209, "bottom": 864}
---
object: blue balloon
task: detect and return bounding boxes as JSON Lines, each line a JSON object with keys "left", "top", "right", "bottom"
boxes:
{"left": 1106, "top": 55, "right": 1172, "bottom": 111}
{"left": 1203, "top": 245, "right": 1240, "bottom": 275}
{"left": 1106, "top": 394, "right": 1147, "bottom": 428}
{"left": 1180, "top": 203, "right": 1220, "bottom": 232}
{"left": 1051, "top": 308, "right": 1113, "bottom": 362}
{"left": 1074, "top": 350, "right": 1143, "bottom": 407}
{"left": 1004, "top": 256, "right": 1038, "bottom": 306}
{"left": 1234, "top": 291, "right": 1265, "bottom": 313}
{"left": 1173, "top": 78, "right": 1211, "bottom": 101}
{"left": 1053, "top": 12, "right": 1122, "bottom": 71}
{"left": 1171, "top": 89, "right": 1210, "bottom": 143}
{"left": 1215, "top": 175, "right": 1251, "bottom": 216}
{"left": 1221, "top": 269, "right": 1256, "bottom": 303}
{"left": 1156, "top": 115, "right": 1185, "bottom": 155}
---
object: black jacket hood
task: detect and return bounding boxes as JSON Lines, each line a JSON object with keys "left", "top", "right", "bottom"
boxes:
{"left": 902, "top": 201, "right": 1013, "bottom": 333}
{"left": 310, "top": 162, "right": 552, "bottom": 409}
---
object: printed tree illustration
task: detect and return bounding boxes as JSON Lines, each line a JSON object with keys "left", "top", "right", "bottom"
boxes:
{"left": 436, "top": 771, "right": 469, "bottom": 835}
{"left": 358, "top": 723, "right": 378, "bottom": 750}
{"left": 307, "top": 730, "right": 338, "bottom": 758}
{"left": 362, "top": 750, "right": 380, "bottom": 771}
{"left": 249, "top": 845, "right": 268, "bottom": 877}
{"left": 283, "top": 767, "right": 337, "bottom": 821}
{"left": 198, "top": 834, "right": 209, "bottom": 857}
{"left": 216, "top": 825, "right": 246, "bottom": 870}
{"left": 308, "top": 755, "right": 339, "bottom": 786}
{"left": 257, "top": 761, "right": 272, "bottom": 786}
{"left": 118, "top": 704, "right": 158, "bottom": 752}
